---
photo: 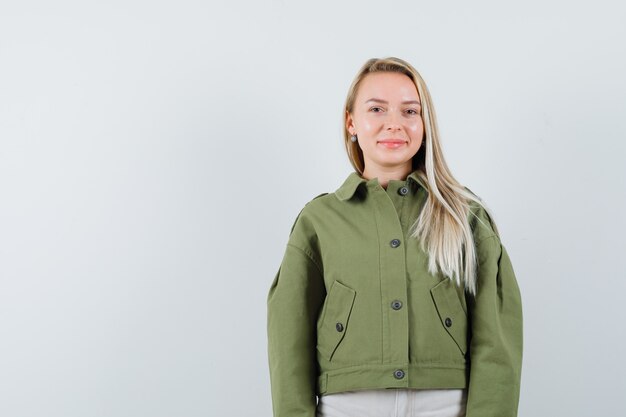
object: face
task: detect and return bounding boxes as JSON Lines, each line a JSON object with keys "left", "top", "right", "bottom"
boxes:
{"left": 346, "top": 72, "right": 424, "bottom": 175}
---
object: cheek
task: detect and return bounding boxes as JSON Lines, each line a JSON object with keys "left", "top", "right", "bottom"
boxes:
{"left": 356, "top": 112, "right": 380, "bottom": 133}
{"left": 407, "top": 119, "right": 424, "bottom": 133}
{"left": 360, "top": 118, "right": 374, "bottom": 132}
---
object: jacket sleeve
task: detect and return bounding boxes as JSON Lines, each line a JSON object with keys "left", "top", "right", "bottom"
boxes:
{"left": 465, "top": 234, "right": 524, "bottom": 417}
{"left": 267, "top": 210, "right": 326, "bottom": 417}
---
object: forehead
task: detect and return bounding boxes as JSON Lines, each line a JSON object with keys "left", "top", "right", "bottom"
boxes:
{"left": 356, "top": 72, "right": 420, "bottom": 102}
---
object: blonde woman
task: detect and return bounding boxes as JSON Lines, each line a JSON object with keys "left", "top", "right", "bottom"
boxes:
{"left": 267, "top": 57, "right": 523, "bottom": 417}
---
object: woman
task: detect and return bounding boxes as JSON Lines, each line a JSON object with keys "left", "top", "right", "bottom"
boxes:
{"left": 267, "top": 57, "right": 523, "bottom": 417}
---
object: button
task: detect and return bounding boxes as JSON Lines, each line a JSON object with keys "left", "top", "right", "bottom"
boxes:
{"left": 336, "top": 322, "right": 344, "bottom": 332}
{"left": 393, "top": 369, "right": 405, "bottom": 379}
{"left": 391, "top": 300, "right": 403, "bottom": 310}
{"left": 398, "top": 186, "right": 409, "bottom": 196}
{"left": 390, "top": 239, "right": 401, "bottom": 248}
{"left": 445, "top": 317, "right": 452, "bottom": 327}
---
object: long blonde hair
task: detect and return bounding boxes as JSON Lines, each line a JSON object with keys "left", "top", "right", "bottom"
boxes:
{"left": 343, "top": 57, "right": 499, "bottom": 296}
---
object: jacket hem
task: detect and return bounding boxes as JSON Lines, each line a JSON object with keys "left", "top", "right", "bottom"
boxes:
{"left": 317, "top": 363, "right": 469, "bottom": 395}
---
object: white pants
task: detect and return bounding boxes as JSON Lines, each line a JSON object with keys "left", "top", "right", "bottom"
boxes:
{"left": 316, "top": 388, "right": 467, "bottom": 417}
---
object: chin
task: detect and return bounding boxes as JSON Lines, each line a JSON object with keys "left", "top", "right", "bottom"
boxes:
{"left": 377, "top": 153, "right": 412, "bottom": 163}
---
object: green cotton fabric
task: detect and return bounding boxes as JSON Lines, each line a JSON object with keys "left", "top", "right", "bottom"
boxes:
{"left": 267, "top": 170, "right": 523, "bottom": 417}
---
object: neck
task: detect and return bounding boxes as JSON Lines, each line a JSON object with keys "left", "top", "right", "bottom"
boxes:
{"left": 361, "top": 163, "right": 412, "bottom": 190}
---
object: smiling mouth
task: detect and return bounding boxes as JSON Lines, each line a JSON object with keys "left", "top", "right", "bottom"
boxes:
{"left": 378, "top": 140, "right": 407, "bottom": 149}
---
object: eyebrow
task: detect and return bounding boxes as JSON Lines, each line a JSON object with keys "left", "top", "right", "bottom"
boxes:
{"left": 365, "top": 98, "right": 422, "bottom": 106}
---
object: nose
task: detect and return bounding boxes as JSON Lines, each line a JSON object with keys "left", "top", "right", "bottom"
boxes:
{"left": 385, "top": 110, "right": 402, "bottom": 131}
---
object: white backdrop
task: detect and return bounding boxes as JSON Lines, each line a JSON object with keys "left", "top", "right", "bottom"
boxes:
{"left": 1, "top": 1, "right": 625, "bottom": 416}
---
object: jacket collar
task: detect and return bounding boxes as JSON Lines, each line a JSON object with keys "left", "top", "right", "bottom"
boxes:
{"left": 335, "top": 169, "right": 428, "bottom": 201}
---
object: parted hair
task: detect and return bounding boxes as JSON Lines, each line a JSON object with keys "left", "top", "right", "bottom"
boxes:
{"left": 343, "top": 57, "right": 500, "bottom": 296}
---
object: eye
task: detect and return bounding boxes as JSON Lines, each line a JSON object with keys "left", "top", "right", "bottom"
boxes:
{"left": 405, "top": 108, "right": 420, "bottom": 115}
{"left": 369, "top": 106, "right": 384, "bottom": 113}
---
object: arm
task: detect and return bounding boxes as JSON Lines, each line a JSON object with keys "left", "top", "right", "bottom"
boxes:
{"left": 465, "top": 235, "right": 524, "bottom": 417}
{"left": 267, "top": 237, "right": 325, "bottom": 417}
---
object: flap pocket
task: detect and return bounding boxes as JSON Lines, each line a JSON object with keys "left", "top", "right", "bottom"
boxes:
{"left": 430, "top": 279, "right": 468, "bottom": 355}
{"left": 317, "top": 280, "right": 356, "bottom": 361}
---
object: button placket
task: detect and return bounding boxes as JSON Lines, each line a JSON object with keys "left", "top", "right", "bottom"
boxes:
{"left": 371, "top": 184, "right": 409, "bottom": 365}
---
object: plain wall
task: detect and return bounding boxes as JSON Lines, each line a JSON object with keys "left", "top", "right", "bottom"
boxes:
{"left": 1, "top": 1, "right": 625, "bottom": 416}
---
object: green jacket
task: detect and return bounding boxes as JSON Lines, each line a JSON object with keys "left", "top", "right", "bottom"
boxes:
{"left": 267, "top": 170, "right": 523, "bottom": 417}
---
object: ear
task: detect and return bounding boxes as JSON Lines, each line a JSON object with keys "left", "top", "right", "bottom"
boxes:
{"left": 345, "top": 111, "right": 355, "bottom": 135}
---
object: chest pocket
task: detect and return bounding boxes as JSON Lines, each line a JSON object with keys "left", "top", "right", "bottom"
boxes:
{"left": 316, "top": 280, "right": 356, "bottom": 362}
{"left": 430, "top": 278, "right": 468, "bottom": 356}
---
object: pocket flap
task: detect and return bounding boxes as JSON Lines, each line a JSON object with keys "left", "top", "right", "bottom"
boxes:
{"left": 430, "top": 279, "right": 468, "bottom": 355}
{"left": 317, "top": 280, "right": 356, "bottom": 361}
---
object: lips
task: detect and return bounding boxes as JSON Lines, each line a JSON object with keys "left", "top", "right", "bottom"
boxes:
{"left": 378, "top": 139, "right": 407, "bottom": 149}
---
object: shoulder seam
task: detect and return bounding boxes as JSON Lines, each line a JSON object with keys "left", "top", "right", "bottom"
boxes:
{"left": 287, "top": 243, "right": 323, "bottom": 276}
{"left": 476, "top": 234, "right": 499, "bottom": 246}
